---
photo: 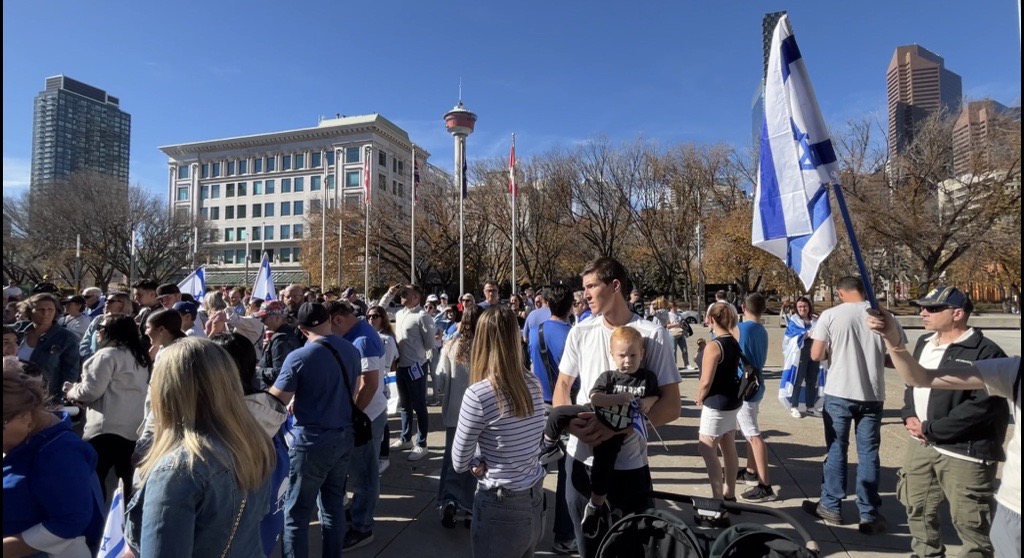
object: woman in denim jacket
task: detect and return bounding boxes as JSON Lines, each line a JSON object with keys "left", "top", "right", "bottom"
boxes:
{"left": 15, "top": 294, "right": 81, "bottom": 400}
{"left": 125, "top": 338, "right": 275, "bottom": 557}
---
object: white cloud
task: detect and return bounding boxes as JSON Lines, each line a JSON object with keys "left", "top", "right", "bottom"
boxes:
{"left": 3, "top": 155, "right": 31, "bottom": 191}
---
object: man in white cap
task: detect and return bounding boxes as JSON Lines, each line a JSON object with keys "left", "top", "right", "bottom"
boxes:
{"left": 437, "top": 293, "right": 450, "bottom": 313}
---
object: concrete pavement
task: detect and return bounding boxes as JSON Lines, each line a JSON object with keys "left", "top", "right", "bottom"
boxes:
{"left": 288, "top": 324, "right": 1021, "bottom": 557}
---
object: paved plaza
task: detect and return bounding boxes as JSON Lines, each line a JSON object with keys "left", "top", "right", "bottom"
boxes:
{"left": 284, "top": 323, "right": 1021, "bottom": 557}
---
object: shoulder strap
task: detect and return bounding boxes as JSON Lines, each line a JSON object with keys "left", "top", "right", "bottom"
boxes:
{"left": 538, "top": 322, "right": 559, "bottom": 389}
{"left": 314, "top": 338, "right": 355, "bottom": 400}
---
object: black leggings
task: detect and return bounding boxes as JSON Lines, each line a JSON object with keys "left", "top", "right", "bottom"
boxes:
{"left": 89, "top": 434, "right": 137, "bottom": 500}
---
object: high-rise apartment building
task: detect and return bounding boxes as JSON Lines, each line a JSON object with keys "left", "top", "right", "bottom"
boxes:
{"left": 752, "top": 12, "right": 787, "bottom": 150}
{"left": 886, "top": 45, "right": 962, "bottom": 155}
{"left": 30, "top": 75, "right": 131, "bottom": 191}
{"left": 160, "top": 114, "right": 427, "bottom": 284}
{"left": 952, "top": 99, "right": 1020, "bottom": 176}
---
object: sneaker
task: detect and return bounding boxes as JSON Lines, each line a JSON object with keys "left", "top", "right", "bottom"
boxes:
{"left": 539, "top": 439, "right": 565, "bottom": 465}
{"left": 342, "top": 529, "right": 374, "bottom": 551}
{"left": 552, "top": 538, "right": 579, "bottom": 555}
{"left": 685, "top": 364, "right": 698, "bottom": 371}
{"left": 408, "top": 446, "right": 429, "bottom": 461}
{"left": 737, "top": 469, "right": 759, "bottom": 486}
{"left": 581, "top": 501, "right": 609, "bottom": 539}
{"left": 858, "top": 516, "right": 888, "bottom": 535}
{"left": 790, "top": 407, "right": 803, "bottom": 418}
{"left": 807, "top": 407, "right": 824, "bottom": 417}
{"left": 378, "top": 457, "right": 390, "bottom": 474}
{"left": 741, "top": 483, "right": 778, "bottom": 502}
{"left": 440, "top": 501, "right": 457, "bottom": 528}
{"left": 801, "top": 500, "right": 843, "bottom": 525}
{"left": 391, "top": 439, "right": 414, "bottom": 451}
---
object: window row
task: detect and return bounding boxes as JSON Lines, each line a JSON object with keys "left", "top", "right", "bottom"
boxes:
{"left": 220, "top": 247, "right": 301, "bottom": 264}
{"left": 179, "top": 147, "right": 407, "bottom": 181}
{"left": 200, "top": 201, "right": 305, "bottom": 220}
{"left": 194, "top": 176, "right": 334, "bottom": 200}
{"left": 215, "top": 224, "right": 305, "bottom": 242}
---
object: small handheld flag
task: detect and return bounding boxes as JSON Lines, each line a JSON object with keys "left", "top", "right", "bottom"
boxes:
{"left": 252, "top": 253, "right": 277, "bottom": 301}
{"left": 97, "top": 482, "right": 125, "bottom": 558}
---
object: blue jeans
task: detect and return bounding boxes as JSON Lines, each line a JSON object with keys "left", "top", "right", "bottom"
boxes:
{"left": 471, "top": 480, "right": 545, "bottom": 558}
{"left": 565, "top": 458, "right": 653, "bottom": 558}
{"left": 283, "top": 428, "right": 353, "bottom": 558}
{"left": 673, "top": 335, "right": 690, "bottom": 367}
{"left": 346, "top": 412, "right": 388, "bottom": 533}
{"left": 821, "top": 395, "right": 883, "bottom": 521}
{"left": 438, "top": 427, "right": 477, "bottom": 510}
{"left": 397, "top": 365, "right": 429, "bottom": 448}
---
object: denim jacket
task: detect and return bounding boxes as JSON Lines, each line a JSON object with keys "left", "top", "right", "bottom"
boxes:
{"left": 15, "top": 322, "right": 81, "bottom": 399}
{"left": 125, "top": 440, "right": 271, "bottom": 558}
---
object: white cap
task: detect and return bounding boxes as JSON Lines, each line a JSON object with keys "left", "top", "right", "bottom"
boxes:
{"left": 426, "top": 294, "right": 440, "bottom": 303}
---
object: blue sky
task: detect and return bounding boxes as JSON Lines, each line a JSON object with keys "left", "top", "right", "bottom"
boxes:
{"left": 3, "top": 1, "right": 1020, "bottom": 195}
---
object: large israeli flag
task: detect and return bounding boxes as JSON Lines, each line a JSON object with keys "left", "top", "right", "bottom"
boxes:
{"left": 177, "top": 266, "right": 206, "bottom": 299}
{"left": 752, "top": 14, "right": 837, "bottom": 290}
{"left": 252, "top": 253, "right": 277, "bottom": 301}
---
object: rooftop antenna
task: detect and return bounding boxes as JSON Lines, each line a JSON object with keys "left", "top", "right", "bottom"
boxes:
{"left": 458, "top": 77, "right": 463, "bottom": 103}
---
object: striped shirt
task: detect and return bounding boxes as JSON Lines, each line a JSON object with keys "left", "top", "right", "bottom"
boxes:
{"left": 451, "top": 372, "right": 546, "bottom": 490}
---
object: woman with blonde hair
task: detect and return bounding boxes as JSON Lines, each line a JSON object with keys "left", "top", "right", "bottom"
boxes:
{"left": 452, "top": 306, "right": 546, "bottom": 557}
{"left": 125, "top": 338, "right": 275, "bottom": 557}
{"left": 694, "top": 302, "right": 743, "bottom": 527}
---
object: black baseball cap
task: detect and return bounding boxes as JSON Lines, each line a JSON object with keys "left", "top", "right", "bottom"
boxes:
{"left": 911, "top": 286, "right": 974, "bottom": 313}
{"left": 156, "top": 283, "right": 181, "bottom": 298}
{"left": 297, "top": 302, "right": 330, "bottom": 328}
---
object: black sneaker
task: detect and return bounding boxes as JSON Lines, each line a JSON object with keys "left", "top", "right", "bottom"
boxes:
{"left": 858, "top": 516, "right": 888, "bottom": 535}
{"left": 741, "top": 483, "right": 778, "bottom": 503}
{"left": 801, "top": 500, "right": 843, "bottom": 525}
{"left": 552, "top": 537, "right": 579, "bottom": 555}
{"left": 581, "top": 501, "right": 609, "bottom": 539}
{"left": 342, "top": 529, "right": 374, "bottom": 551}
{"left": 736, "top": 469, "right": 759, "bottom": 486}
{"left": 539, "top": 439, "right": 565, "bottom": 465}
{"left": 440, "top": 501, "right": 457, "bottom": 528}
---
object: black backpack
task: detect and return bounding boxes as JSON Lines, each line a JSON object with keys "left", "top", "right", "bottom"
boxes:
{"left": 737, "top": 351, "right": 761, "bottom": 402}
{"left": 708, "top": 524, "right": 817, "bottom": 558}
{"left": 597, "top": 508, "right": 708, "bottom": 558}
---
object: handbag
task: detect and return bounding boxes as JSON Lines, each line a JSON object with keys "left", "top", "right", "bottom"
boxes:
{"left": 737, "top": 351, "right": 762, "bottom": 402}
{"left": 315, "top": 339, "right": 373, "bottom": 446}
{"left": 221, "top": 497, "right": 247, "bottom": 558}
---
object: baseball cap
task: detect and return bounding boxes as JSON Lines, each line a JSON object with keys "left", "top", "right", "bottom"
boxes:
{"left": 297, "top": 302, "right": 330, "bottom": 328}
{"left": 63, "top": 295, "right": 87, "bottom": 307}
{"left": 911, "top": 286, "right": 974, "bottom": 313}
{"left": 439, "top": 293, "right": 449, "bottom": 299}
{"left": 426, "top": 294, "right": 440, "bottom": 303}
{"left": 156, "top": 283, "right": 181, "bottom": 298}
{"left": 172, "top": 301, "right": 198, "bottom": 317}
{"left": 254, "top": 300, "right": 288, "bottom": 319}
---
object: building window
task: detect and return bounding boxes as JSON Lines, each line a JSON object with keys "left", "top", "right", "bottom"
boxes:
{"left": 293, "top": 224, "right": 303, "bottom": 238}
{"left": 327, "top": 175, "right": 335, "bottom": 189}
{"left": 253, "top": 158, "right": 263, "bottom": 173}
{"left": 281, "top": 202, "right": 291, "bottom": 216}
{"left": 378, "top": 174, "right": 386, "bottom": 192}
{"left": 392, "top": 158, "right": 397, "bottom": 173}
{"left": 237, "top": 205, "right": 246, "bottom": 219}
{"left": 228, "top": 184, "right": 237, "bottom": 197}
{"left": 398, "top": 183, "right": 404, "bottom": 198}
{"left": 200, "top": 207, "right": 209, "bottom": 220}
{"left": 227, "top": 161, "right": 236, "bottom": 176}
{"left": 264, "top": 203, "right": 274, "bottom": 217}
{"left": 253, "top": 204, "right": 262, "bottom": 218}
{"left": 266, "top": 156, "right": 276, "bottom": 172}
{"left": 236, "top": 249, "right": 246, "bottom": 263}
{"left": 293, "top": 200, "right": 303, "bottom": 216}
{"left": 208, "top": 228, "right": 218, "bottom": 242}
{"left": 294, "top": 177, "right": 304, "bottom": 192}
{"left": 280, "top": 178, "right": 291, "bottom": 193}
{"left": 201, "top": 163, "right": 210, "bottom": 178}
{"left": 311, "top": 199, "right": 321, "bottom": 211}
{"left": 251, "top": 226, "right": 261, "bottom": 241}
{"left": 311, "top": 176, "right": 322, "bottom": 191}
{"left": 346, "top": 171, "right": 360, "bottom": 187}
{"left": 211, "top": 185, "right": 221, "bottom": 199}
{"left": 265, "top": 179, "right": 275, "bottom": 194}
{"left": 237, "top": 182, "right": 247, "bottom": 196}
{"left": 237, "top": 227, "right": 246, "bottom": 241}
{"left": 282, "top": 155, "right": 292, "bottom": 171}
{"left": 398, "top": 160, "right": 405, "bottom": 175}
{"left": 226, "top": 206, "right": 235, "bottom": 220}
{"left": 210, "top": 207, "right": 220, "bottom": 220}
{"left": 200, "top": 185, "right": 209, "bottom": 200}
{"left": 295, "top": 154, "right": 304, "bottom": 169}
{"left": 311, "top": 152, "right": 322, "bottom": 168}
{"left": 264, "top": 225, "right": 274, "bottom": 240}
{"left": 280, "top": 247, "right": 292, "bottom": 262}
{"left": 224, "top": 250, "right": 234, "bottom": 264}
{"left": 212, "top": 162, "right": 221, "bottom": 177}
{"left": 280, "top": 225, "right": 291, "bottom": 240}
{"left": 253, "top": 181, "right": 262, "bottom": 195}
{"left": 346, "top": 147, "right": 360, "bottom": 163}
{"left": 378, "top": 151, "right": 387, "bottom": 166}
{"left": 292, "top": 246, "right": 301, "bottom": 261}
{"left": 238, "top": 160, "right": 248, "bottom": 174}
{"left": 225, "top": 228, "right": 235, "bottom": 242}
{"left": 326, "top": 151, "right": 335, "bottom": 165}
{"left": 176, "top": 187, "right": 189, "bottom": 201}
{"left": 177, "top": 166, "right": 190, "bottom": 180}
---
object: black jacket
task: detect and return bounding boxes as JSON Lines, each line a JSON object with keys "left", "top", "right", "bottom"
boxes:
{"left": 901, "top": 329, "right": 1009, "bottom": 462}
{"left": 257, "top": 324, "right": 301, "bottom": 390}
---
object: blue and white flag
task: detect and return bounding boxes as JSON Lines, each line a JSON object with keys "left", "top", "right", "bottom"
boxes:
{"left": 97, "top": 482, "right": 125, "bottom": 558}
{"left": 177, "top": 266, "right": 206, "bottom": 299}
{"left": 252, "top": 253, "right": 276, "bottom": 301}
{"left": 752, "top": 14, "right": 837, "bottom": 290}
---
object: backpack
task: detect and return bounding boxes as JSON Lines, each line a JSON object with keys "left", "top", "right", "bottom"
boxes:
{"left": 737, "top": 351, "right": 761, "bottom": 402}
{"left": 708, "top": 523, "right": 816, "bottom": 558}
{"left": 597, "top": 508, "right": 708, "bottom": 558}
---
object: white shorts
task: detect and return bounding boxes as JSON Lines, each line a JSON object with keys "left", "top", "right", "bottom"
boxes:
{"left": 737, "top": 401, "right": 760, "bottom": 437}
{"left": 699, "top": 406, "right": 739, "bottom": 438}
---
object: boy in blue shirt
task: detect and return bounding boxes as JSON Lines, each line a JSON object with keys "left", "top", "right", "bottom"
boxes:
{"left": 735, "top": 292, "right": 774, "bottom": 502}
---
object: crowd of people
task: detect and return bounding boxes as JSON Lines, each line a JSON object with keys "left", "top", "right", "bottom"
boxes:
{"left": 2, "top": 261, "right": 1020, "bottom": 558}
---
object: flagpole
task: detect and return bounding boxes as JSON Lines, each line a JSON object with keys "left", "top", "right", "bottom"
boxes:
{"left": 410, "top": 144, "right": 416, "bottom": 284}
{"left": 129, "top": 226, "right": 137, "bottom": 287}
{"left": 510, "top": 133, "right": 517, "bottom": 292}
{"left": 335, "top": 149, "right": 343, "bottom": 289}
{"left": 245, "top": 232, "right": 251, "bottom": 289}
{"left": 458, "top": 136, "right": 465, "bottom": 296}
{"left": 191, "top": 226, "right": 198, "bottom": 268}
{"left": 75, "top": 234, "right": 82, "bottom": 292}
{"left": 831, "top": 184, "right": 879, "bottom": 309}
{"left": 337, "top": 218, "right": 343, "bottom": 289}
{"left": 320, "top": 150, "right": 327, "bottom": 290}
{"left": 364, "top": 145, "right": 371, "bottom": 295}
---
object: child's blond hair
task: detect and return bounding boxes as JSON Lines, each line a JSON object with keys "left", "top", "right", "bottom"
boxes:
{"left": 609, "top": 326, "right": 644, "bottom": 351}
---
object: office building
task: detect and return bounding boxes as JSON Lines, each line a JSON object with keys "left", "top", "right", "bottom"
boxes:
{"left": 952, "top": 99, "right": 1019, "bottom": 176}
{"left": 886, "top": 45, "right": 962, "bottom": 155}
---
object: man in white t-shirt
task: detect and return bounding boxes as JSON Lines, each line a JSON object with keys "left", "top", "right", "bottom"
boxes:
{"left": 802, "top": 276, "right": 905, "bottom": 535}
{"left": 553, "top": 257, "right": 681, "bottom": 556}
{"left": 4, "top": 280, "right": 24, "bottom": 302}
{"left": 868, "top": 309, "right": 1020, "bottom": 558}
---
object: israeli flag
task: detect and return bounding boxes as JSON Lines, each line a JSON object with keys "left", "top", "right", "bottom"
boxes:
{"left": 177, "top": 266, "right": 206, "bottom": 299}
{"left": 97, "top": 482, "right": 125, "bottom": 558}
{"left": 752, "top": 14, "right": 837, "bottom": 290}
{"left": 252, "top": 253, "right": 277, "bottom": 301}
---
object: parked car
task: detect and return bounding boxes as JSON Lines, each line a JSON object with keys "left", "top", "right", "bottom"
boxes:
{"left": 678, "top": 310, "right": 700, "bottom": 325}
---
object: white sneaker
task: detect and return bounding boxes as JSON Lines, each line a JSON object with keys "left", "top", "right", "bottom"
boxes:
{"left": 390, "top": 439, "right": 414, "bottom": 451}
{"left": 790, "top": 407, "right": 803, "bottom": 419}
{"left": 408, "top": 446, "right": 429, "bottom": 461}
{"left": 685, "top": 365, "right": 697, "bottom": 371}
{"left": 378, "top": 458, "right": 390, "bottom": 474}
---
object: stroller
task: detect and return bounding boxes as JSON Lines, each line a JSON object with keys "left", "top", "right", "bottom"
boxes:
{"left": 596, "top": 491, "right": 819, "bottom": 558}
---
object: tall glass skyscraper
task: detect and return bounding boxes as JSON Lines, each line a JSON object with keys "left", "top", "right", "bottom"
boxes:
{"left": 30, "top": 75, "right": 131, "bottom": 192}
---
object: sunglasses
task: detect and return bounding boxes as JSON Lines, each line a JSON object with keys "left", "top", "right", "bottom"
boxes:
{"left": 921, "top": 305, "right": 951, "bottom": 313}
{"left": 367, "top": 314, "right": 383, "bottom": 319}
